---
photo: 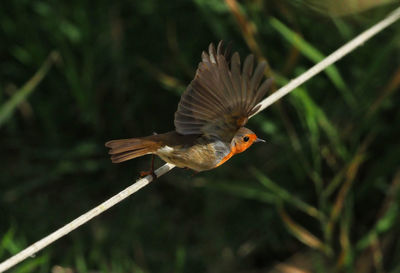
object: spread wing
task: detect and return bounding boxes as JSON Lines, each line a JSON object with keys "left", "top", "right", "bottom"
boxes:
{"left": 174, "top": 41, "right": 272, "bottom": 142}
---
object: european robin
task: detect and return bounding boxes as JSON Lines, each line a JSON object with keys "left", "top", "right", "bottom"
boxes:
{"left": 106, "top": 41, "right": 271, "bottom": 175}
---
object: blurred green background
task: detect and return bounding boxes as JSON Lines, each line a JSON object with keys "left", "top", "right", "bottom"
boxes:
{"left": 1, "top": 0, "right": 400, "bottom": 272}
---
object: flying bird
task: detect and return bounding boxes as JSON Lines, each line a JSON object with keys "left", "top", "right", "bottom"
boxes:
{"left": 106, "top": 41, "right": 272, "bottom": 176}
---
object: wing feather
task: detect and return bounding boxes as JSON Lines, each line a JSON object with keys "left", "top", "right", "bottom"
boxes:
{"left": 241, "top": 54, "right": 254, "bottom": 111}
{"left": 174, "top": 41, "right": 271, "bottom": 141}
{"left": 230, "top": 52, "right": 242, "bottom": 111}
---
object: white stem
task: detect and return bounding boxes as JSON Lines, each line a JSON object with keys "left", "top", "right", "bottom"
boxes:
{"left": 252, "top": 6, "right": 400, "bottom": 116}
{"left": 1, "top": 6, "right": 400, "bottom": 273}
{"left": 0, "top": 163, "right": 175, "bottom": 273}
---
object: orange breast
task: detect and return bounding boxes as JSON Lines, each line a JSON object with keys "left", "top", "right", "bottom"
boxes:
{"left": 215, "top": 146, "right": 236, "bottom": 167}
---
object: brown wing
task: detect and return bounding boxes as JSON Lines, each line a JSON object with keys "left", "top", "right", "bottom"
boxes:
{"left": 174, "top": 41, "right": 272, "bottom": 142}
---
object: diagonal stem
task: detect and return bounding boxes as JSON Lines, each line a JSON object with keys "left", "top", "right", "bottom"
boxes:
{"left": 1, "top": 5, "right": 400, "bottom": 273}
{"left": 251, "top": 6, "right": 400, "bottom": 117}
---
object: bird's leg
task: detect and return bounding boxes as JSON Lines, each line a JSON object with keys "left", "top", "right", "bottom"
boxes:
{"left": 139, "top": 132, "right": 158, "bottom": 179}
{"left": 140, "top": 155, "right": 157, "bottom": 180}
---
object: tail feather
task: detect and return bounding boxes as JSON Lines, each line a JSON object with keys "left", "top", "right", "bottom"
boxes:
{"left": 105, "top": 137, "right": 161, "bottom": 163}
{"left": 108, "top": 148, "right": 150, "bottom": 163}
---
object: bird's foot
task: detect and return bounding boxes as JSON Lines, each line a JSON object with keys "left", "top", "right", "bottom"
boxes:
{"left": 140, "top": 170, "right": 157, "bottom": 180}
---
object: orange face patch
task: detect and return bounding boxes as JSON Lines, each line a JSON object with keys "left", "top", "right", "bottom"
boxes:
{"left": 215, "top": 133, "right": 258, "bottom": 167}
{"left": 234, "top": 133, "right": 257, "bottom": 153}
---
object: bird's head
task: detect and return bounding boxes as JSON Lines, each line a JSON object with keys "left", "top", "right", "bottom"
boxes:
{"left": 231, "top": 127, "right": 265, "bottom": 154}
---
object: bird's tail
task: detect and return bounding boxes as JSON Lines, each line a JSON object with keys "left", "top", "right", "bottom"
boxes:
{"left": 105, "top": 136, "right": 162, "bottom": 163}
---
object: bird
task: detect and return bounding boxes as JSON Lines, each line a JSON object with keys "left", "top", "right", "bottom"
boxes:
{"left": 105, "top": 41, "right": 272, "bottom": 176}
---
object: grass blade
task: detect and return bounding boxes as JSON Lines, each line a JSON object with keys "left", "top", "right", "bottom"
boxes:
{"left": 252, "top": 167, "right": 324, "bottom": 220}
{"left": 270, "top": 18, "right": 356, "bottom": 108}
{"left": 0, "top": 51, "right": 59, "bottom": 127}
{"left": 278, "top": 204, "right": 332, "bottom": 255}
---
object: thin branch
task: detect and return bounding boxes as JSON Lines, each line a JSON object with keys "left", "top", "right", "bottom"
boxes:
{"left": 252, "top": 6, "right": 400, "bottom": 116}
{"left": 1, "top": 6, "right": 400, "bottom": 273}
{"left": 0, "top": 163, "right": 175, "bottom": 273}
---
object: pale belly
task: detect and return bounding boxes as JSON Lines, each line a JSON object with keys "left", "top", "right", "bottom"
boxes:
{"left": 155, "top": 140, "right": 231, "bottom": 172}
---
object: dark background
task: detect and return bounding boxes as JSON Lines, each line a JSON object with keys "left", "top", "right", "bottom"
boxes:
{"left": 1, "top": 1, "right": 400, "bottom": 272}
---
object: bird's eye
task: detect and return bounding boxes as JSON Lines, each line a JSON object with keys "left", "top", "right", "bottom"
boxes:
{"left": 243, "top": 136, "right": 249, "bottom": 142}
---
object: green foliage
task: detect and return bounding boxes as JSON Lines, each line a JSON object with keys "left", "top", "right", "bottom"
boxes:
{"left": 1, "top": 1, "right": 400, "bottom": 272}
{"left": 270, "top": 17, "right": 356, "bottom": 107}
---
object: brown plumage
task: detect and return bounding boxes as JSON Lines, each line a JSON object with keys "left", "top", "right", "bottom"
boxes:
{"left": 105, "top": 41, "right": 271, "bottom": 172}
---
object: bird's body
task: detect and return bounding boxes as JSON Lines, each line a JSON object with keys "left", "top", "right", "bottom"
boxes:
{"left": 106, "top": 127, "right": 258, "bottom": 172}
{"left": 155, "top": 132, "right": 230, "bottom": 171}
{"left": 106, "top": 41, "right": 271, "bottom": 173}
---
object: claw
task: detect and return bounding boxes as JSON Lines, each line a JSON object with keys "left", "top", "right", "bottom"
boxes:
{"left": 140, "top": 170, "right": 157, "bottom": 180}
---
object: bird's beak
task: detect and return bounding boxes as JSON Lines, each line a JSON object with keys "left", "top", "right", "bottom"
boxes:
{"left": 255, "top": 138, "right": 266, "bottom": 143}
